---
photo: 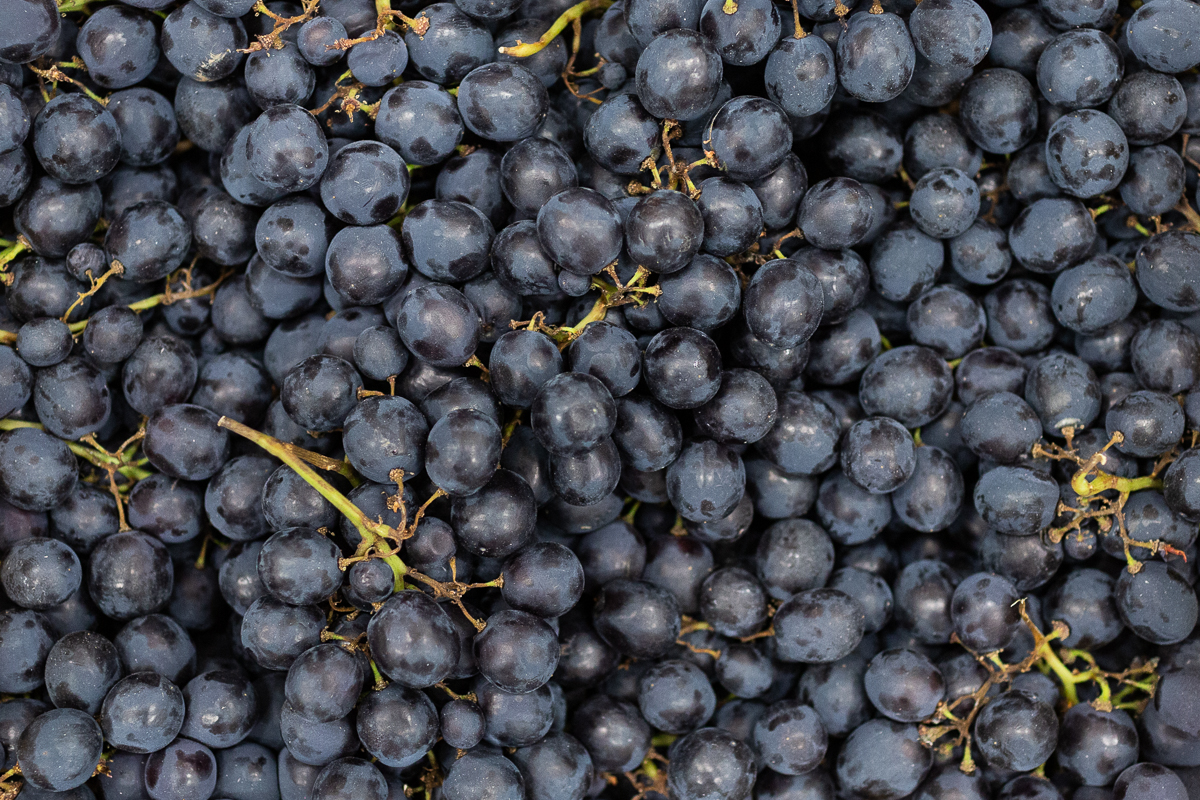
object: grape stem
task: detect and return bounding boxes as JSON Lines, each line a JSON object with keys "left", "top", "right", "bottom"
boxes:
{"left": 216, "top": 417, "right": 409, "bottom": 586}
{"left": 0, "top": 268, "right": 233, "bottom": 346}
{"left": 1037, "top": 430, "right": 1182, "bottom": 573}
{"left": 0, "top": 236, "right": 28, "bottom": 274}
{"left": 28, "top": 59, "right": 107, "bottom": 106}
{"left": 1176, "top": 198, "right": 1200, "bottom": 234}
{"left": 240, "top": 0, "right": 320, "bottom": 53}
{"left": 789, "top": 0, "right": 806, "bottom": 36}
{"left": 497, "top": 0, "right": 613, "bottom": 57}
{"left": 404, "top": 558, "right": 502, "bottom": 631}
{"left": 330, "top": 0, "right": 429, "bottom": 51}
{"left": 0, "top": 419, "right": 153, "bottom": 482}
{"left": 60, "top": 260, "right": 124, "bottom": 323}
{"left": 920, "top": 598, "right": 1160, "bottom": 773}
{"left": 509, "top": 265, "right": 661, "bottom": 349}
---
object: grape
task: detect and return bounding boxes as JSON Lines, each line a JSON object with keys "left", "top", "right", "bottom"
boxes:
{"left": 774, "top": 588, "right": 865, "bottom": 664}
{"left": 594, "top": 579, "right": 680, "bottom": 659}
{"left": 961, "top": 68, "right": 1038, "bottom": 154}
{"left": 362, "top": 590, "right": 457, "bottom": 688}
{"left": 536, "top": 187, "right": 623, "bottom": 276}
{"left": 1116, "top": 561, "right": 1199, "bottom": 645}
{"left": 1025, "top": 351, "right": 1101, "bottom": 435}
{"left": 626, "top": 189, "right": 705, "bottom": 275}
{"left": 909, "top": 0, "right": 991, "bottom": 68}
{"left": 743, "top": 256, "right": 824, "bottom": 347}
{"left": 665, "top": 438, "right": 744, "bottom": 523}
{"left": 403, "top": 3, "right": 492, "bottom": 85}
{"left": 100, "top": 671, "right": 185, "bottom": 754}
{"left": 836, "top": 719, "right": 931, "bottom": 800}
{"left": 978, "top": 528, "right": 1062, "bottom": 593}
{"left": 2, "top": 537, "right": 81, "bottom": 612}
{"left": 105, "top": 200, "right": 191, "bottom": 283}
{"left": 1125, "top": 0, "right": 1200, "bottom": 73}
{"left": 17, "top": 708, "right": 104, "bottom": 791}
{"left": 840, "top": 417, "right": 916, "bottom": 494}
{"left": 577, "top": 520, "right": 646, "bottom": 592}
{"left": 144, "top": 737, "right": 217, "bottom": 800}
{"left": 1132, "top": 320, "right": 1200, "bottom": 394}
{"left": 500, "top": 542, "right": 582, "bottom": 618}
{"left": 756, "top": 391, "right": 840, "bottom": 477}
{"left": 583, "top": 93, "right": 660, "bottom": 176}
{"left": 1113, "top": 763, "right": 1188, "bottom": 800}
{"left": 1057, "top": 704, "right": 1138, "bottom": 786}
{"left": 0, "top": 0, "right": 60, "bottom": 64}
{"left": 509, "top": 732, "right": 594, "bottom": 800}
{"left": 752, "top": 700, "right": 826, "bottom": 776}
{"left": 320, "top": 142, "right": 409, "bottom": 228}
{"left": 442, "top": 749, "right": 524, "bottom": 800}
{"left": 161, "top": 1, "right": 246, "bottom": 81}
{"left": 77, "top": 7, "right": 160, "bottom": 89}
{"left": 836, "top": 11, "right": 915, "bottom": 103}
{"left": 961, "top": 392, "right": 1041, "bottom": 464}
{"left": 864, "top": 648, "right": 945, "bottom": 723}
{"left": 707, "top": 96, "right": 792, "bottom": 182}
{"left": 245, "top": 104, "right": 328, "bottom": 193}
{"left": 643, "top": 326, "right": 723, "bottom": 410}
{"left": 311, "top": 757, "right": 387, "bottom": 800}
{"left": 32, "top": 94, "right": 122, "bottom": 186}
{"left": 1045, "top": 110, "right": 1129, "bottom": 199}
{"left": 894, "top": 559, "right": 958, "bottom": 644}
{"left": 474, "top": 609, "right": 559, "bottom": 693}
{"left": 890, "top": 445, "right": 964, "bottom": 532}
{"left": 666, "top": 728, "right": 755, "bottom": 800}
{"left": 15, "top": 180, "right": 102, "bottom": 260}
{"left": 566, "top": 322, "right": 642, "bottom": 397}
{"left": 636, "top": 29, "right": 722, "bottom": 121}
{"left": 351, "top": 683, "right": 437, "bottom": 768}
{"left": 950, "top": 571, "right": 1021, "bottom": 651}
{"left": 180, "top": 668, "right": 257, "bottom": 748}
{"left": 909, "top": 167, "right": 980, "bottom": 239}
{"left": 347, "top": 31, "right": 407, "bottom": 88}
{"left": 1037, "top": 29, "right": 1123, "bottom": 111}
{"left": 457, "top": 63, "right": 549, "bottom": 144}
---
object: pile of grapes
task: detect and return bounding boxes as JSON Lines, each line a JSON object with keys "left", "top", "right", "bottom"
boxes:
{"left": 1, "top": 0, "right": 1200, "bottom": 797}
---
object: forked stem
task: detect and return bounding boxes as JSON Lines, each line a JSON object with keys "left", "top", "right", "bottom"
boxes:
{"left": 497, "top": 0, "right": 613, "bottom": 56}
{"left": 216, "top": 417, "right": 407, "bottom": 584}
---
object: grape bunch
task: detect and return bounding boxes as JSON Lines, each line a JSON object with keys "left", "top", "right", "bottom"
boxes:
{"left": 0, "top": 0, "right": 1199, "bottom": 797}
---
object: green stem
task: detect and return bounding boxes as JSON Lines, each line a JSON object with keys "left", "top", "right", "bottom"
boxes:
{"left": 369, "top": 659, "right": 387, "bottom": 689}
{"left": 1071, "top": 471, "right": 1162, "bottom": 498}
{"left": 0, "top": 239, "right": 27, "bottom": 270}
{"left": 0, "top": 419, "right": 141, "bottom": 478}
{"left": 216, "top": 417, "right": 404, "bottom": 561}
{"left": 382, "top": 553, "right": 406, "bottom": 592}
{"left": 66, "top": 276, "right": 227, "bottom": 336}
{"left": 1038, "top": 643, "right": 1081, "bottom": 707}
{"left": 1093, "top": 674, "right": 1113, "bottom": 709}
{"left": 496, "top": 0, "right": 613, "bottom": 56}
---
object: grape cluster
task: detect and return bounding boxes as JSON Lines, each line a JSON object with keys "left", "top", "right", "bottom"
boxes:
{"left": 0, "top": 0, "right": 1199, "bottom": 798}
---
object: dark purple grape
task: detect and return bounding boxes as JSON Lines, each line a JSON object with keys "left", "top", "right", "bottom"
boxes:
{"left": 836, "top": 11, "right": 916, "bottom": 103}
{"left": 100, "top": 672, "right": 185, "bottom": 754}
{"left": 17, "top": 708, "right": 103, "bottom": 791}
{"left": 836, "top": 719, "right": 931, "bottom": 800}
